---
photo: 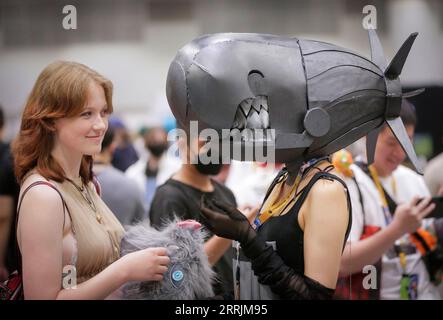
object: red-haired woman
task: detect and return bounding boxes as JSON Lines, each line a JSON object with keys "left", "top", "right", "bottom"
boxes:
{"left": 12, "top": 61, "right": 169, "bottom": 299}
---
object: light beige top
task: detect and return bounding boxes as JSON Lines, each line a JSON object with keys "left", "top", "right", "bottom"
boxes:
{"left": 21, "top": 172, "right": 125, "bottom": 284}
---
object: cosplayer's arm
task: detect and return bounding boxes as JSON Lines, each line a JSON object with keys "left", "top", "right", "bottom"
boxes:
{"left": 340, "top": 196, "right": 435, "bottom": 275}
{"left": 303, "top": 179, "right": 349, "bottom": 289}
{"left": 19, "top": 186, "right": 169, "bottom": 300}
{"left": 200, "top": 180, "right": 349, "bottom": 299}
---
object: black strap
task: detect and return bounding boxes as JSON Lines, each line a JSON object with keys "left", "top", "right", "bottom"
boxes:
{"left": 260, "top": 163, "right": 352, "bottom": 247}
{"left": 412, "top": 231, "right": 432, "bottom": 252}
{"left": 291, "top": 171, "right": 353, "bottom": 250}
{"left": 261, "top": 158, "right": 331, "bottom": 210}
{"left": 262, "top": 168, "right": 288, "bottom": 204}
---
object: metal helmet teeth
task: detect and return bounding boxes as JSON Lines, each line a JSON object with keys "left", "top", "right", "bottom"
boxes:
{"left": 259, "top": 96, "right": 269, "bottom": 111}
{"left": 259, "top": 107, "right": 269, "bottom": 128}
{"left": 239, "top": 98, "right": 253, "bottom": 116}
{"left": 246, "top": 109, "right": 262, "bottom": 128}
{"left": 251, "top": 98, "right": 262, "bottom": 113}
{"left": 232, "top": 96, "right": 270, "bottom": 135}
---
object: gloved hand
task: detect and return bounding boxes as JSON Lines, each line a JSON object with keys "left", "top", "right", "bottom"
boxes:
{"left": 199, "top": 195, "right": 256, "bottom": 245}
{"left": 200, "top": 195, "right": 334, "bottom": 299}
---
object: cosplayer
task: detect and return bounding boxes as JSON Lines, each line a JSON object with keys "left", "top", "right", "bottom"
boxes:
{"left": 165, "top": 30, "right": 422, "bottom": 299}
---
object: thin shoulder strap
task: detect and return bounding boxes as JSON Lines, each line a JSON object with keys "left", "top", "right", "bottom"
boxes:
{"left": 260, "top": 167, "right": 288, "bottom": 207}
{"left": 17, "top": 181, "right": 74, "bottom": 233}
{"left": 293, "top": 171, "right": 353, "bottom": 249}
{"left": 15, "top": 181, "right": 75, "bottom": 272}
{"left": 291, "top": 171, "right": 333, "bottom": 212}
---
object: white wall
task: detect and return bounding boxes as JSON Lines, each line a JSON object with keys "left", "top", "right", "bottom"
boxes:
{"left": 0, "top": 20, "right": 199, "bottom": 140}
{"left": 0, "top": 0, "right": 442, "bottom": 141}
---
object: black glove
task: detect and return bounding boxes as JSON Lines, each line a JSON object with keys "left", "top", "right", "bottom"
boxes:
{"left": 199, "top": 196, "right": 334, "bottom": 299}
{"left": 199, "top": 195, "right": 256, "bottom": 244}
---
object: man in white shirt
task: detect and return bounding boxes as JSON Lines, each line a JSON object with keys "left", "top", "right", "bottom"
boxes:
{"left": 336, "top": 99, "right": 443, "bottom": 300}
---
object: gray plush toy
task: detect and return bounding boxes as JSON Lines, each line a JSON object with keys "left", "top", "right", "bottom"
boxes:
{"left": 120, "top": 219, "right": 215, "bottom": 300}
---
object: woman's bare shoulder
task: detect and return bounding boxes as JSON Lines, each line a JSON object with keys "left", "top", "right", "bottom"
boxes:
{"left": 17, "top": 174, "right": 66, "bottom": 243}
{"left": 21, "top": 171, "right": 49, "bottom": 188}
{"left": 308, "top": 170, "right": 346, "bottom": 198}
{"left": 19, "top": 173, "right": 62, "bottom": 208}
{"left": 305, "top": 171, "right": 349, "bottom": 222}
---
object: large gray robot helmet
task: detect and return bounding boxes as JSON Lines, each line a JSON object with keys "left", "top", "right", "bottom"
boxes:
{"left": 166, "top": 30, "right": 423, "bottom": 173}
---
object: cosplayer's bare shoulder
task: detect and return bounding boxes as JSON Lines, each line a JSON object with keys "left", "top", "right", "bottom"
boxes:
{"left": 303, "top": 175, "right": 349, "bottom": 289}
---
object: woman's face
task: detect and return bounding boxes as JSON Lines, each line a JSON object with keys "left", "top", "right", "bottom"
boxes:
{"left": 54, "top": 81, "right": 109, "bottom": 157}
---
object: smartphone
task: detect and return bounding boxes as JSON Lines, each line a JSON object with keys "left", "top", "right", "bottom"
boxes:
{"left": 416, "top": 196, "right": 443, "bottom": 219}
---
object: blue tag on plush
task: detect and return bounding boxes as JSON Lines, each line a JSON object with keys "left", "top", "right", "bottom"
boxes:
{"left": 170, "top": 264, "right": 184, "bottom": 288}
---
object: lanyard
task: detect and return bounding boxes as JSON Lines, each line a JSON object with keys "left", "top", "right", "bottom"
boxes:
{"left": 253, "top": 172, "right": 301, "bottom": 228}
{"left": 253, "top": 157, "right": 328, "bottom": 229}
{"left": 368, "top": 165, "right": 393, "bottom": 226}
{"left": 368, "top": 165, "right": 407, "bottom": 272}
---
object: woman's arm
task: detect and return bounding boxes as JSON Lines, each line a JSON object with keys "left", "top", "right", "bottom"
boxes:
{"left": 303, "top": 178, "right": 350, "bottom": 288}
{"left": 18, "top": 186, "right": 169, "bottom": 300}
{"left": 56, "top": 246, "right": 168, "bottom": 300}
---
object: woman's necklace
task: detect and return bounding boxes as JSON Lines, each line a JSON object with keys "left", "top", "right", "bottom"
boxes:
{"left": 66, "top": 178, "right": 103, "bottom": 224}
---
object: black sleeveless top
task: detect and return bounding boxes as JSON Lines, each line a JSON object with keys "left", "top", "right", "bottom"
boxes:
{"left": 256, "top": 168, "right": 352, "bottom": 274}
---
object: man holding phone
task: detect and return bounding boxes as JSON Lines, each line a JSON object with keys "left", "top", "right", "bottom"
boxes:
{"left": 335, "top": 99, "right": 443, "bottom": 300}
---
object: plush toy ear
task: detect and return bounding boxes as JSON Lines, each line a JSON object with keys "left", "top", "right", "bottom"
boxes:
{"left": 177, "top": 220, "right": 202, "bottom": 230}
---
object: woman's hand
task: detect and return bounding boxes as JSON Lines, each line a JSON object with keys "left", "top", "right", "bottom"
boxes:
{"left": 120, "top": 247, "right": 170, "bottom": 282}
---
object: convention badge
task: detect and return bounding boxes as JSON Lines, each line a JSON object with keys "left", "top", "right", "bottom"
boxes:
{"left": 400, "top": 274, "right": 410, "bottom": 300}
{"left": 407, "top": 274, "right": 419, "bottom": 300}
{"left": 400, "top": 274, "right": 419, "bottom": 300}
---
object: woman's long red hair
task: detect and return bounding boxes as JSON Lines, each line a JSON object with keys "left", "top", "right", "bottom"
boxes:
{"left": 12, "top": 61, "right": 113, "bottom": 185}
